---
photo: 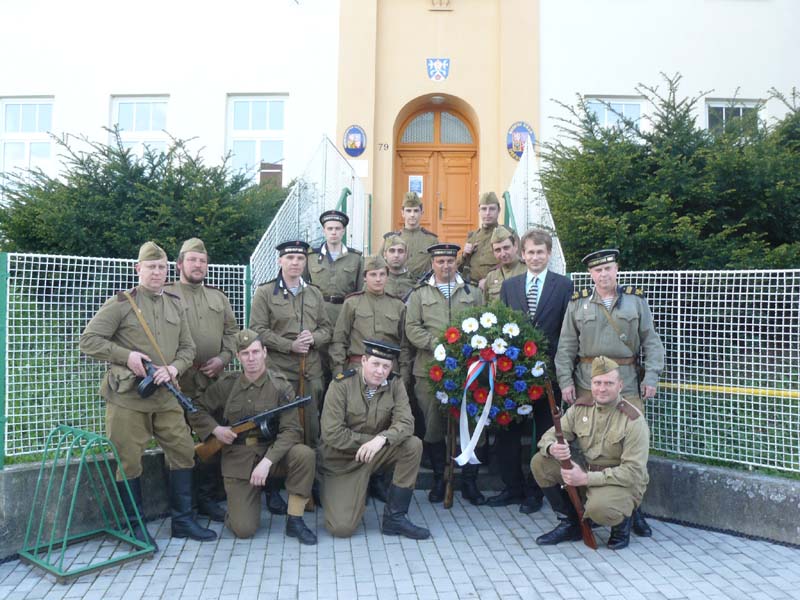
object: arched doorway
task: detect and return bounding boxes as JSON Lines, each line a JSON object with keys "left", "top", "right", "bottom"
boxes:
{"left": 393, "top": 106, "right": 478, "bottom": 244}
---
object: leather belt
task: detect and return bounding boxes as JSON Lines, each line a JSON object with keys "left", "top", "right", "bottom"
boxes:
{"left": 323, "top": 295, "right": 345, "bottom": 304}
{"left": 580, "top": 356, "right": 636, "bottom": 365}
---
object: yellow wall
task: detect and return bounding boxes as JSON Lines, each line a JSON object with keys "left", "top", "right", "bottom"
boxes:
{"left": 337, "top": 0, "right": 540, "bottom": 249}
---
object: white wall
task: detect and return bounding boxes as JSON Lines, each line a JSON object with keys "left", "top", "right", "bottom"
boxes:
{"left": 0, "top": 0, "right": 340, "bottom": 183}
{"left": 539, "top": 0, "right": 799, "bottom": 146}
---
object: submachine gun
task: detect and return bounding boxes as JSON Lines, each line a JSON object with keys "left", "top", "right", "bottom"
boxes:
{"left": 137, "top": 359, "right": 197, "bottom": 413}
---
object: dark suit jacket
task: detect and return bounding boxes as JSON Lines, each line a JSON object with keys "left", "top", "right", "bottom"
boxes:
{"left": 500, "top": 270, "right": 573, "bottom": 360}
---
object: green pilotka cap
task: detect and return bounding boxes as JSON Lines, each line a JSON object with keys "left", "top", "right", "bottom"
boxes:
{"left": 382, "top": 235, "right": 407, "bottom": 252}
{"left": 402, "top": 192, "right": 422, "bottom": 208}
{"left": 180, "top": 237, "right": 208, "bottom": 255}
{"left": 479, "top": 192, "right": 500, "bottom": 206}
{"left": 236, "top": 329, "right": 262, "bottom": 352}
{"left": 490, "top": 225, "right": 514, "bottom": 245}
{"left": 363, "top": 255, "right": 388, "bottom": 273}
{"left": 138, "top": 241, "right": 167, "bottom": 262}
{"left": 591, "top": 356, "right": 620, "bottom": 378}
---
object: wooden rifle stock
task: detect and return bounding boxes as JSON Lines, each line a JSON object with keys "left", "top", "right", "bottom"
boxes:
{"left": 443, "top": 416, "right": 456, "bottom": 509}
{"left": 544, "top": 379, "right": 598, "bottom": 550}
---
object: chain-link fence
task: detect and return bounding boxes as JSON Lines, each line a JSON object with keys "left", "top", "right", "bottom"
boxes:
{"left": 1, "top": 253, "right": 247, "bottom": 460}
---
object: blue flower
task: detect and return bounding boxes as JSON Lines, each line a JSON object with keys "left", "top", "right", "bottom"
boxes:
{"left": 489, "top": 406, "right": 500, "bottom": 418}
{"left": 462, "top": 344, "right": 474, "bottom": 357}
{"left": 467, "top": 403, "right": 478, "bottom": 417}
{"left": 506, "top": 346, "right": 520, "bottom": 360}
{"left": 513, "top": 380, "right": 527, "bottom": 392}
{"left": 450, "top": 397, "right": 460, "bottom": 405}
{"left": 444, "top": 379, "right": 457, "bottom": 391}
{"left": 504, "top": 398, "right": 516, "bottom": 410}
{"left": 445, "top": 357, "right": 458, "bottom": 371}
{"left": 515, "top": 365, "right": 528, "bottom": 378}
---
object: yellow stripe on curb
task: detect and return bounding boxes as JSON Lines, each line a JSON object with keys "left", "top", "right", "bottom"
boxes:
{"left": 660, "top": 381, "right": 800, "bottom": 399}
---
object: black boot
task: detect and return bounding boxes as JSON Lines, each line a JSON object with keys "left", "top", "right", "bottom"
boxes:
{"left": 519, "top": 475, "right": 544, "bottom": 514}
{"left": 381, "top": 485, "right": 430, "bottom": 540}
{"left": 608, "top": 516, "right": 632, "bottom": 550}
{"left": 116, "top": 478, "right": 158, "bottom": 552}
{"left": 426, "top": 442, "right": 446, "bottom": 503}
{"left": 461, "top": 464, "right": 486, "bottom": 506}
{"left": 632, "top": 507, "right": 652, "bottom": 537}
{"left": 368, "top": 471, "right": 389, "bottom": 503}
{"left": 169, "top": 469, "right": 217, "bottom": 541}
{"left": 265, "top": 479, "right": 288, "bottom": 515}
{"left": 195, "top": 461, "right": 226, "bottom": 522}
{"left": 486, "top": 487, "right": 525, "bottom": 508}
{"left": 285, "top": 516, "right": 317, "bottom": 545}
{"left": 536, "top": 486, "right": 581, "bottom": 545}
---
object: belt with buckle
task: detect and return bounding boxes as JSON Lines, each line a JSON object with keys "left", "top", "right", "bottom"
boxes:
{"left": 580, "top": 356, "right": 636, "bottom": 365}
{"left": 323, "top": 295, "right": 345, "bottom": 304}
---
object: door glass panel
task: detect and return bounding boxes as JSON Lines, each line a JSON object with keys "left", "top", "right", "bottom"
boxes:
{"left": 440, "top": 112, "right": 473, "bottom": 144}
{"left": 401, "top": 112, "right": 434, "bottom": 143}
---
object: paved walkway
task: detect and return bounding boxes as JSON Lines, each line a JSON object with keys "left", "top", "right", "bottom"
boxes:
{"left": 2, "top": 492, "right": 799, "bottom": 600}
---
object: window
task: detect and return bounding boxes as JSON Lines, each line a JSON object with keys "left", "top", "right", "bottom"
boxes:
{"left": 1, "top": 98, "right": 54, "bottom": 182}
{"left": 110, "top": 96, "right": 169, "bottom": 155}
{"left": 227, "top": 96, "right": 286, "bottom": 180}
{"left": 586, "top": 98, "right": 642, "bottom": 128}
{"left": 706, "top": 100, "right": 758, "bottom": 134}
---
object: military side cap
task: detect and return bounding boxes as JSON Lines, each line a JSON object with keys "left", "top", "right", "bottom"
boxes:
{"left": 276, "top": 240, "right": 310, "bottom": 256}
{"left": 591, "top": 356, "right": 620, "bottom": 378}
{"left": 402, "top": 192, "right": 421, "bottom": 208}
{"left": 138, "top": 241, "right": 167, "bottom": 262}
{"left": 364, "top": 255, "right": 388, "bottom": 273}
{"left": 319, "top": 209, "right": 349, "bottom": 227}
{"left": 382, "top": 235, "right": 407, "bottom": 251}
{"left": 364, "top": 339, "right": 401, "bottom": 361}
{"left": 236, "top": 329, "right": 262, "bottom": 352}
{"left": 180, "top": 237, "right": 207, "bottom": 255}
{"left": 427, "top": 243, "right": 460, "bottom": 257}
{"left": 582, "top": 248, "right": 619, "bottom": 269}
{"left": 479, "top": 191, "right": 500, "bottom": 206}
{"left": 490, "top": 225, "right": 514, "bottom": 245}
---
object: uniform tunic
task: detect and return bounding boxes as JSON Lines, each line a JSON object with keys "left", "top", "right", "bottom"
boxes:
{"left": 531, "top": 394, "right": 650, "bottom": 525}
{"left": 405, "top": 276, "right": 484, "bottom": 442}
{"left": 165, "top": 281, "right": 238, "bottom": 397}
{"left": 79, "top": 286, "right": 197, "bottom": 478}
{"left": 384, "top": 270, "right": 416, "bottom": 300}
{"left": 328, "top": 290, "right": 411, "bottom": 379}
{"left": 383, "top": 227, "right": 438, "bottom": 281}
{"left": 483, "top": 260, "right": 527, "bottom": 303}
{"left": 318, "top": 370, "right": 421, "bottom": 537}
{"left": 190, "top": 370, "right": 315, "bottom": 538}
{"left": 555, "top": 286, "right": 666, "bottom": 408}
{"left": 459, "top": 223, "right": 516, "bottom": 284}
{"left": 304, "top": 244, "right": 363, "bottom": 327}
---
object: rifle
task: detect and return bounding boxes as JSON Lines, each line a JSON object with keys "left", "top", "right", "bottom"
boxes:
{"left": 297, "top": 289, "right": 315, "bottom": 510}
{"left": 544, "top": 379, "right": 598, "bottom": 550}
{"left": 443, "top": 416, "right": 456, "bottom": 509}
{"left": 194, "top": 395, "right": 311, "bottom": 462}
{"left": 137, "top": 360, "right": 197, "bottom": 413}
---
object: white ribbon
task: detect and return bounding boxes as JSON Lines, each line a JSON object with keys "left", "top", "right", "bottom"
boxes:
{"left": 454, "top": 359, "right": 496, "bottom": 466}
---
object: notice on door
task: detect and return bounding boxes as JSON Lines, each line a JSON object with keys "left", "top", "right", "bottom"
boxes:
{"left": 408, "top": 175, "right": 423, "bottom": 199}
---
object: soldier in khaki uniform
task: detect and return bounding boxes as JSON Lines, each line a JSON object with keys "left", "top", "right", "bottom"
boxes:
{"left": 480, "top": 226, "right": 526, "bottom": 302}
{"left": 249, "top": 240, "right": 332, "bottom": 448}
{"left": 382, "top": 235, "right": 416, "bottom": 300}
{"left": 79, "top": 241, "right": 216, "bottom": 549}
{"left": 555, "top": 248, "right": 665, "bottom": 536}
{"left": 405, "top": 243, "right": 485, "bottom": 504}
{"left": 166, "top": 237, "right": 239, "bottom": 522}
{"left": 459, "top": 192, "right": 516, "bottom": 285}
{"left": 383, "top": 192, "right": 439, "bottom": 281}
{"left": 189, "top": 330, "right": 317, "bottom": 544}
{"left": 531, "top": 357, "right": 650, "bottom": 550}
{"left": 319, "top": 340, "right": 429, "bottom": 540}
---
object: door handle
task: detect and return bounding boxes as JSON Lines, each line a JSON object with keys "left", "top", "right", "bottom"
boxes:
{"left": 439, "top": 201, "right": 444, "bottom": 220}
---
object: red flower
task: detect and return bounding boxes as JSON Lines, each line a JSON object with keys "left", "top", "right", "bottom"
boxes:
{"left": 496, "top": 411, "right": 512, "bottom": 426}
{"left": 466, "top": 356, "right": 479, "bottom": 367}
{"left": 496, "top": 382, "right": 510, "bottom": 396}
{"left": 497, "top": 356, "right": 513, "bottom": 372}
{"left": 473, "top": 388, "right": 489, "bottom": 404}
{"left": 468, "top": 379, "right": 479, "bottom": 391}
{"left": 449, "top": 406, "right": 461, "bottom": 419}
{"left": 445, "top": 327, "right": 461, "bottom": 344}
{"left": 528, "top": 385, "right": 544, "bottom": 401}
{"left": 523, "top": 341, "right": 538, "bottom": 357}
{"left": 480, "top": 348, "right": 496, "bottom": 362}
{"left": 429, "top": 365, "right": 443, "bottom": 382}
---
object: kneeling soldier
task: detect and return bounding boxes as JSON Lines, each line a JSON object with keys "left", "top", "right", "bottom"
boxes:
{"left": 531, "top": 357, "right": 650, "bottom": 550}
{"left": 189, "top": 330, "right": 317, "bottom": 544}
{"left": 319, "top": 340, "right": 430, "bottom": 540}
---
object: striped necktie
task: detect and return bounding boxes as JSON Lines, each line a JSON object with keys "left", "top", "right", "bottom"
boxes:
{"left": 527, "top": 277, "right": 539, "bottom": 319}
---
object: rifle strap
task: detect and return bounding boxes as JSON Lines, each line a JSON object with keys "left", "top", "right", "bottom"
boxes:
{"left": 598, "top": 302, "right": 637, "bottom": 356}
{"left": 123, "top": 291, "right": 181, "bottom": 390}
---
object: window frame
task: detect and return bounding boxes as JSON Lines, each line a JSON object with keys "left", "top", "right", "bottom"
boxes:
{"left": 584, "top": 96, "right": 644, "bottom": 129}
{"left": 226, "top": 94, "right": 287, "bottom": 181}
{"left": 1, "top": 96, "right": 55, "bottom": 183}
{"left": 705, "top": 99, "right": 760, "bottom": 133}
{"left": 109, "top": 95, "right": 170, "bottom": 156}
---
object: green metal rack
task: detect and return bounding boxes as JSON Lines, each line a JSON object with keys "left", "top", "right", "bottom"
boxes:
{"left": 18, "top": 425, "right": 155, "bottom": 583}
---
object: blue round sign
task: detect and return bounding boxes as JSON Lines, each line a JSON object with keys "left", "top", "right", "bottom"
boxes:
{"left": 343, "top": 125, "right": 367, "bottom": 158}
{"left": 506, "top": 121, "right": 536, "bottom": 160}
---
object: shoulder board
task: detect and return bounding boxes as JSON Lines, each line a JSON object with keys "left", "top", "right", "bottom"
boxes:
{"left": 258, "top": 278, "right": 277, "bottom": 287}
{"left": 203, "top": 283, "right": 227, "bottom": 295}
{"left": 387, "top": 371, "right": 400, "bottom": 381}
{"left": 306, "top": 282, "right": 322, "bottom": 291}
{"left": 616, "top": 400, "right": 642, "bottom": 420}
{"left": 575, "top": 397, "right": 595, "bottom": 407}
{"left": 163, "top": 289, "right": 182, "bottom": 300}
{"left": 420, "top": 227, "right": 438, "bottom": 237}
{"left": 335, "top": 369, "right": 357, "bottom": 381}
{"left": 406, "top": 283, "right": 427, "bottom": 296}
{"left": 348, "top": 247, "right": 362, "bottom": 255}
{"left": 571, "top": 288, "right": 591, "bottom": 301}
{"left": 163, "top": 281, "right": 178, "bottom": 289}
{"left": 116, "top": 288, "right": 136, "bottom": 302}
{"left": 345, "top": 290, "right": 365, "bottom": 299}
{"left": 384, "top": 291, "right": 401, "bottom": 301}
{"left": 383, "top": 230, "right": 400, "bottom": 239}
{"left": 622, "top": 285, "right": 646, "bottom": 298}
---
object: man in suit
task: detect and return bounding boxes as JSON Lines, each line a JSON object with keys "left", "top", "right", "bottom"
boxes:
{"left": 488, "top": 229, "right": 573, "bottom": 513}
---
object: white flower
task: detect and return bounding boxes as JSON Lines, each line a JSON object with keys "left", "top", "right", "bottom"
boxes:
{"left": 436, "top": 391, "right": 449, "bottom": 404}
{"left": 479, "top": 312, "right": 498, "bottom": 328}
{"left": 470, "top": 335, "right": 488, "bottom": 349}
{"left": 517, "top": 405, "right": 533, "bottom": 416}
{"left": 502, "top": 322, "right": 520, "bottom": 338}
{"left": 531, "top": 361, "right": 546, "bottom": 377}
{"left": 434, "top": 344, "right": 447, "bottom": 361}
{"left": 491, "top": 338, "right": 508, "bottom": 354}
{"left": 462, "top": 317, "right": 479, "bottom": 333}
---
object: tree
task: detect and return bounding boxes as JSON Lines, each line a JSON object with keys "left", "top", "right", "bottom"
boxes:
{"left": 0, "top": 130, "right": 287, "bottom": 264}
{"left": 541, "top": 74, "right": 800, "bottom": 271}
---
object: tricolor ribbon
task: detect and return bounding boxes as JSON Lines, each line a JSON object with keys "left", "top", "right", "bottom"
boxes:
{"left": 454, "top": 358, "right": 496, "bottom": 466}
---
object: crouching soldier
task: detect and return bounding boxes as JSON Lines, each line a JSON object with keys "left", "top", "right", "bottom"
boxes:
{"left": 319, "top": 340, "right": 430, "bottom": 540}
{"left": 531, "top": 357, "right": 650, "bottom": 550}
{"left": 189, "top": 330, "right": 317, "bottom": 544}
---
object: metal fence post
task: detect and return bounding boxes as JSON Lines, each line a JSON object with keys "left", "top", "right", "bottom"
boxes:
{"left": 0, "top": 252, "right": 8, "bottom": 469}
{"left": 244, "top": 264, "right": 252, "bottom": 327}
